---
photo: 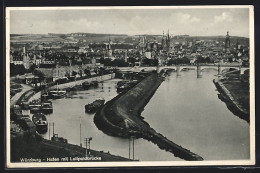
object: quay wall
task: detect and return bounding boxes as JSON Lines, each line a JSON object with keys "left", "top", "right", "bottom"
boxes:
{"left": 48, "top": 73, "right": 115, "bottom": 90}
{"left": 28, "top": 73, "right": 115, "bottom": 102}
{"left": 28, "top": 91, "right": 41, "bottom": 102}
{"left": 213, "top": 78, "right": 249, "bottom": 123}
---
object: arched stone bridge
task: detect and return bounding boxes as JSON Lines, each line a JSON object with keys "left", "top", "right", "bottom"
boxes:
{"left": 127, "top": 64, "right": 249, "bottom": 75}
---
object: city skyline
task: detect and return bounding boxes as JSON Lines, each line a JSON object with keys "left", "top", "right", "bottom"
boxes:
{"left": 9, "top": 7, "right": 250, "bottom": 37}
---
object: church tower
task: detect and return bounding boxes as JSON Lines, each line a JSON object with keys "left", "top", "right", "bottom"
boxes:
{"left": 225, "top": 31, "right": 231, "bottom": 49}
{"left": 107, "top": 36, "right": 112, "bottom": 57}
{"left": 166, "top": 29, "right": 171, "bottom": 52}
{"left": 161, "top": 31, "right": 165, "bottom": 50}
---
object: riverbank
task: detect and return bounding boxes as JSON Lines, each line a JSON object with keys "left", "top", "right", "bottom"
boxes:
{"left": 94, "top": 73, "right": 203, "bottom": 161}
{"left": 10, "top": 84, "right": 33, "bottom": 107}
{"left": 28, "top": 73, "right": 115, "bottom": 102}
{"left": 213, "top": 73, "right": 249, "bottom": 123}
{"left": 11, "top": 132, "right": 131, "bottom": 162}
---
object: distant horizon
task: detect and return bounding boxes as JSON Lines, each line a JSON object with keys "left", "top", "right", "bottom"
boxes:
{"left": 10, "top": 32, "right": 249, "bottom": 39}
{"left": 8, "top": 7, "right": 250, "bottom": 38}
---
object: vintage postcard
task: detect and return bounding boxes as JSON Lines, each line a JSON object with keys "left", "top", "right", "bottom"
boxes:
{"left": 5, "top": 6, "right": 255, "bottom": 168}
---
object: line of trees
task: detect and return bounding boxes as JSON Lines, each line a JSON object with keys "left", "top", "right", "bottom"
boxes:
{"left": 167, "top": 57, "right": 190, "bottom": 65}
{"left": 167, "top": 56, "right": 213, "bottom": 66}
{"left": 100, "top": 58, "right": 129, "bottom": 67}
{"left": 142, "top": 58, "right": 158, "bottom": 66}
{"left": 10, "top": 64, "right": 37, "bottom": 76}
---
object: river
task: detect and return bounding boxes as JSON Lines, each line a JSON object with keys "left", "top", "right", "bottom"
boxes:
{"left": 41, "top": 69, "right": 249, "bottom": 161}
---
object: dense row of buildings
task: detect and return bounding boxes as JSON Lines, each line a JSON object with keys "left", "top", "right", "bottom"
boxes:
{"left": 10, "top": 31, "right": 249, "bottom": 80}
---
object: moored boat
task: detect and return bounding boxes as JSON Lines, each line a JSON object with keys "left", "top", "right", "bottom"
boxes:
{"left": 82, "top": 81, "right": 91, "bottom": 90}
{"left": 32, "top": 113, "right": 48, "bottom": 133}
{"left": 41, "top": 92, "right": 51, "bottom": 100}
{"left": 41, "top": 101, "right": 53, "bottom": 114}
{"left": 49, "top": 90, "right": 67, "bottom": 99}
{"left": 85, "top": 98, "right": 105, "bottom": 114}
{"left": 29, "top": 100, "right": 42, "bottom": 114}
{"left": 90, "top": 81, "right": 98, "bottom": 88}
{"left": 116, "top": 80, "right": 138, "bottom": 93}
{"left": 82, "top": 81, "right": 99, "bottom": 90}
{"left": 116, "top": 83, "right": 131, "bottom": 93}
{"left": 51, "top": 134, "right": 68, "bottom": 143}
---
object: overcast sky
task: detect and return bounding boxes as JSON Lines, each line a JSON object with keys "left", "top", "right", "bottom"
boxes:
{"left": 9, "top": 7, "right": 250, "bottom": 37}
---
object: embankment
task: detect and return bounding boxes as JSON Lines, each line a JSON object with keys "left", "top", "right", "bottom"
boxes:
{"left": 213, "top": 78, "right": 249, "bottom": 123}
{"left": 28, "top": 73, "right": 115, "bottom": 102}
{"left": 94, "top": 73, "right": 203, "bottom": 161}
{"left": 11, "top": 132, "right": 131, "bottom": 162}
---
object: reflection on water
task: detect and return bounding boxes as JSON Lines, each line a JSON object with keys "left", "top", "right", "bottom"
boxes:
{"left": 142, "top": 69, "right": 249, "bottom": 160}
{"left": 40, "top": 70, "right": 249, "bottom": 161}
{"left": 41, "top": 79, "right": 178, "bottom": 161}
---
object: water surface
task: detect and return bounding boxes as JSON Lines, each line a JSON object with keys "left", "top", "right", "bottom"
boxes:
{"left": 40, "top": 70, "right": 249, "bottom": 161}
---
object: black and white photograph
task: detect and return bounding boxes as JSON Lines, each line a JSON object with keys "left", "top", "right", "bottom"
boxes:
{"left": 5, "top": 6, "right": 255, "bottom": 167}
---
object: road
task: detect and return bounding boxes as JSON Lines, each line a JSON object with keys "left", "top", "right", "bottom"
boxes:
{"left": 10, "top": 84, "right": 33, "bottom": 107}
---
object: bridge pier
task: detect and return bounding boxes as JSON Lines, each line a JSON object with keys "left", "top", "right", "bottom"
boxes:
{"left": 218, "top": 65, "right": 222, "bottom": 75}
{"left": 176, "top": 65, "right": 181, "bottom": 76}
{"left": 157, "top": 66, "right": 160, "bottom": 74}
{"left": 155, "top": 64, "right": 244, "bottom": 76}
{"left": 240, "top": 67, "right": 249, "bottom": 75}
{"left": 197, "top": 64, "right": 202, "bottom": 78}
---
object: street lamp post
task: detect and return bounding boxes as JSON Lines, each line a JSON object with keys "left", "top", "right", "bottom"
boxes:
{"left": 132, "top": 136, "right": 135, "bottom": 160}
{"left": 129, "top": 137, "right": 131, "bottom": 159}
{"left": 85, "top": 137, "right": 93, "bottom": 156}
{"left": 49, "top": 122, "right": 55, "bottom": 140}
{"left": 80, "top": 116, "right": 82, "bottom": 147}
{"left": 129, "top": 136, "right": 135, "bottom": 160}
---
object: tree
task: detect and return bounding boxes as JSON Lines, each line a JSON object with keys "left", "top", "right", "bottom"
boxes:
{"left": 167, "top": 59, "right": 175, "bottom": 66}
{"left": 142, "top": 58, "right": 151, "bottom": 66}
{"left": 175, "top": 58, "right": 183, "bottom": 65}
{"left": 28, "top": 64, "right": 37, "bottom": 73}
{"left": 84, "top": 69, "right": 91, "bottom": 76}
{"left": 12, "top": 64, "right": 26, "bottom": 76}
{"left": 33, "top": 70, "right": 44, "bottom": 79}
{"left": 78, "top": 70, "right": 83, "bottom": 77}
{"left": 10, "top": 63, "right": 16, "bottom": 76}
{"left": 150, "top": 59, "right": 158, "bottom": 66}
{"left": 182, "top": 57, "right": 190, "bottom": 64}
{"left": 205, "top": 57, "right": 212, "bottom": 63}
{"left": 71, "top": 71, "right": 77, "bottom": 76}
{"left": 128, "top": 57, "right": 137, "bottom": 65}
{"left": 103, "top": 58, "right": 113, "bottom": 66}
{"left": 112, "top": 59, "right": 128, "bottom": 67}
{"left": 33, "top": 70, "right": 45, "bottom": 87}
{"left": 99, "top": 57, "right": 105, "bottom": 64}
{"left": 196, "top": 56, "right": 205, "bottom": 63}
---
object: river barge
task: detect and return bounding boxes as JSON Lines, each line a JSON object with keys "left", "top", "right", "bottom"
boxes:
{"left": 51, "top": 134, "right": 68, "bottom": 143}
{"left": 32, "top": 113, "right": 48, "bottom": 133}
{"left": 29, "top": 100, "right": 42, "bottom": 113}
{"left": 82, "top": 81, "right": 91, "bottom": 89}
{"left": 82, "top": 81, "right": 99, "bottom": 90}
{"left": 41, "top": 92, "right": 51, "bottom": 100}
{"left": 116, "top": 80, "right": 138, "bottom": 93}
{"left": 49, "top": 90, "right": 67, "bottom": 99}
{"left": 85, "top": 98, "right": 105, "bottom": 114}
{"left": 41, "top": 101, "right": 53, "bottom": 114}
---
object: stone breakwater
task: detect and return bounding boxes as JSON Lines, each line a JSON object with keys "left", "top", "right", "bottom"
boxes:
{"left": 94, "top": 73, "right": 203, "bottom": 161}
{"left": 213, "top": 78, "right": 249, "bottom": 123}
